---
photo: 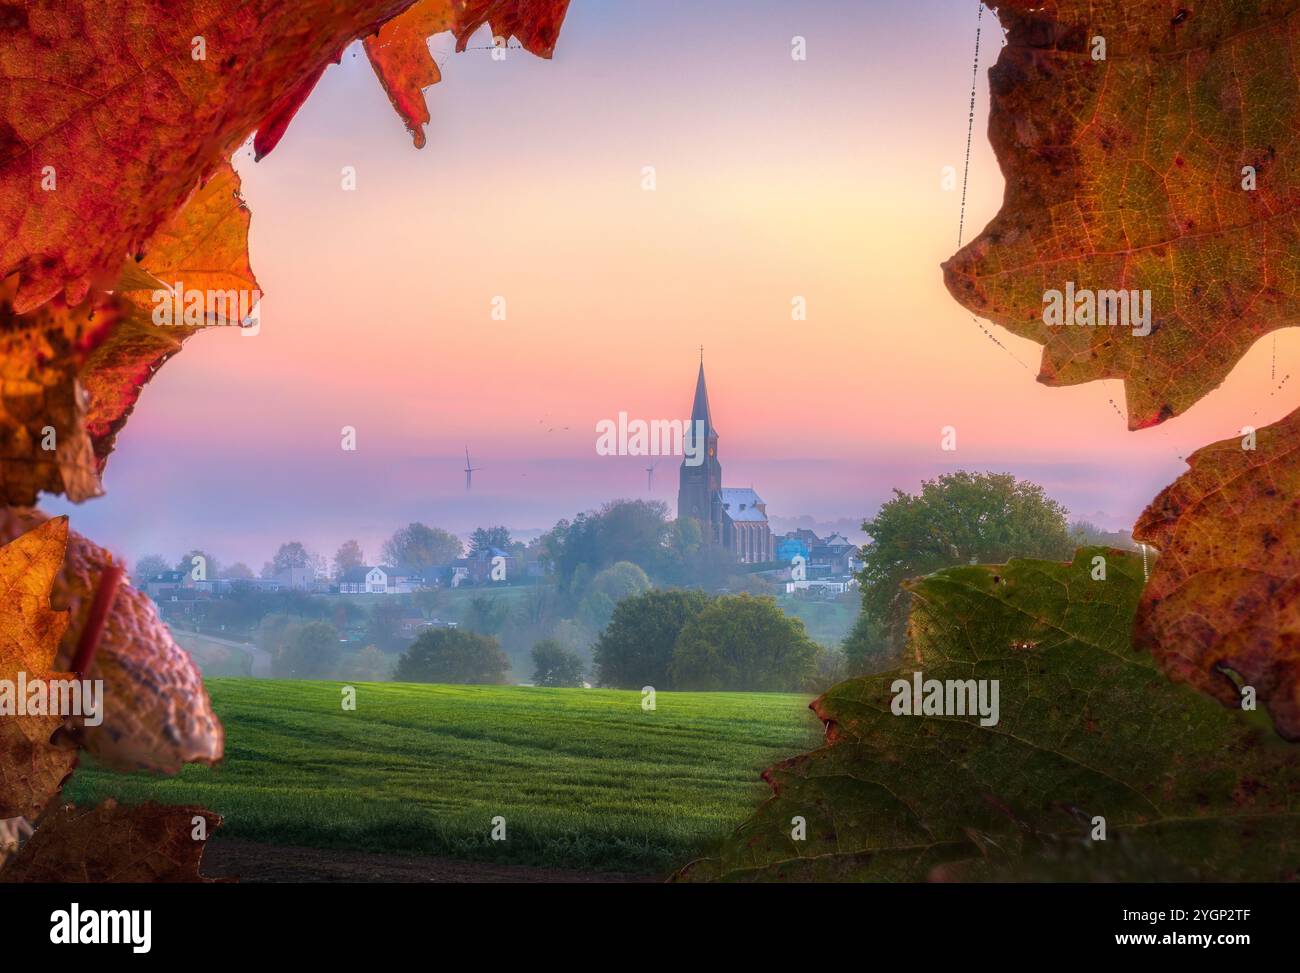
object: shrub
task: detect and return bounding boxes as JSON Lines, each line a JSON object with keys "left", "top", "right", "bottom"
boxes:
{"left": 592, "top": 588, "right": 711, "bottom": 689}
{"left": 669, "top": 594, "right": 819, "bottom": 692}
{"left": 394, "top": 628, "right": 510, "bottom": 684}
{"left": 530, "top": 639, "right": 585, "bottom": 687}
{"left": 271, "top": 620, "right": 342, "bottom": 679}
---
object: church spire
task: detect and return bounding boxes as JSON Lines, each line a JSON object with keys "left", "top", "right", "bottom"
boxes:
{"left": 691, "top": 356, "right": 716, "bottom": 437}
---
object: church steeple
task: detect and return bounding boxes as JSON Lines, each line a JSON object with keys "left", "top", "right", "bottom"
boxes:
{"left": 690, "top": 356, "right": 717, "bottom": 438}
{"left": 678, "top": 351, "right": 722, "bottom": 538}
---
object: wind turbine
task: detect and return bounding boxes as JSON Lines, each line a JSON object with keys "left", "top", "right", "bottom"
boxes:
{"left": 645, "top": 459, "right": 657, "bottom": 493}
{"left": 464, "top": 447, "right": 481, "bottom": 490}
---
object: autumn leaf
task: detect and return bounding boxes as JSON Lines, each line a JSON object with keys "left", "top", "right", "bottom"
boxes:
{"left": 0, "top": 0, "right": 421, "bottom": 314}
{"left": 365, "top": 0, "right": 458, "bottom": 148}
{"left": 2, "top": 0, "right": 575, "bottom": 316}
{"left": 2, "top": 3, "right": 569, "bottom": 490}
{"left": 0, "top": 517, "right": 77, "bottom": 819}
{"left": 0, "top": 799, "right": 221, "bottom": 882}
{"left": 363, "top": 0, "right": 571, "bottom": 147}
{"left": 942, "top": 0, "right": 1300, "bottom": 430}
{"left": 1133, "top": 406, "right": 1300, "bottom": 741}
{"left": 451, "top": 0, "right": 571, "bottom": 58}
{"left": 0, "top": 281, "right": 126, "bottom": 505}
{"left": 0, "top": 162, "right": 256, "bottom": 502}
{"left": 675, "top": 550, "right": 1300, "bottom": 882}
{"left": 0, "top": 509, "right": 224, "bottom": 774}
{"left": 84, "top": 162, "right": 260, "bottom": 463}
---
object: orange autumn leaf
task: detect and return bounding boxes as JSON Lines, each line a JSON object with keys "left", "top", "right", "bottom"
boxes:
{"left": 452, "top": 0, "right": 571, "bottom": 58}
{"left": 364, "top": 0, "right": 571, "bottom": 147}
{"left": 365, "top": 0, "right": 458, "bottom": 148}
{"left": 0, "top": 517, "right": 77, "bottom": 819}
{"left": 0, "top": 0, "right": 421, "bottom": 315}
{"left": 0, "top": 281, "right": 128, "bottom": 505}
{"left": 0, "top": 509, "right": 223, "bottom": 774}
{"left": 3, "top": 3, "right": 569, "bottom": 484}
{"left": 0, "top": 163, "right": 256, "bottom": 500}
{"left": 1134, "top": 406, "right": 1300, "bottom": 741}
{"left": 84, "top": 163, "right": 260, "bottom": 462}
{"left": 942, "top": 0, "right": 1300, "bottom": 430}
{"left": 0, "top": 800, "right": 221, "bottom": 883}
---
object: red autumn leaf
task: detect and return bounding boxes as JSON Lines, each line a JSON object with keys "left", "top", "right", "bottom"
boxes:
{"left": 365, "top": 0, "right": 458, "bottom": 148}
{"left": 452, "top": 0, "right": 571, "bottom": 58}
{"left": 0, "top": 162, "right": 256, "bottom": 501}
{"left": 364, "top": 0, "right": 571, "bottom": 148}
{"left": 0, "top": 0, "right": 420, "bottom": 315}
{"left": 85, "top": 162, "right": 260, "bottom": 462}
{"left": 0, "top": 799, "right": 222, "bottom": 882}
{"left": 1134, "top": 406, "right": 1300, "bottom": 740}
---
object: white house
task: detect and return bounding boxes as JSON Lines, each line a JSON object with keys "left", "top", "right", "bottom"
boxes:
{"left": 338, "top": 565, "right": 425, "bottom": 594}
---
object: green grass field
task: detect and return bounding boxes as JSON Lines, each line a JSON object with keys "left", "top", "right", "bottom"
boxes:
{"left": 65, "top": 679, "right": 821, "bottom": 874}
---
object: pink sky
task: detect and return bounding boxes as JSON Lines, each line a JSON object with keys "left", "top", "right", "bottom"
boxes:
{"left": 47, "top": 0, "right": 1300, "bottom": 568}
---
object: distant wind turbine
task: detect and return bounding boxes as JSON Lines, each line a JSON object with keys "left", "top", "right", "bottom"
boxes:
{"left": 464, "top": 447, "right": 481, "bottom": 490}
{"left": 645, "top": 459, "right": 657, "bottom": 493}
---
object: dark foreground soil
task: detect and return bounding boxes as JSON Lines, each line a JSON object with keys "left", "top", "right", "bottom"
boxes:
{"left": 200, "top": 838, "right": 659, "bottom": 883}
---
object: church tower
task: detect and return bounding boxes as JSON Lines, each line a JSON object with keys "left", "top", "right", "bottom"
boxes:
{"left": 678, "top": 354, "right": 722, "bottom": 541}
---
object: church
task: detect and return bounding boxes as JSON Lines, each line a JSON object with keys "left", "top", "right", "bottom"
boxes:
{"left": 677, "top": 358, "right": 775, "bottom": 563}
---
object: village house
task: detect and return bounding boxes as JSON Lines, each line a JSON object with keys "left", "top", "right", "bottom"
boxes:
{"left": 337, "top": 565, "right": 427, "bottom": 594}
{"left": 458, "top": 546, "right": 515, "bottom": 584}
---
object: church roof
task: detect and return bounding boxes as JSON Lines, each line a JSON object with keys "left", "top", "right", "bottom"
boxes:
{"left": 717, "top": 487, "right": 768, "bottom": 522}
{"left": 690, "top": 362, "right": 716, "bottom": 437}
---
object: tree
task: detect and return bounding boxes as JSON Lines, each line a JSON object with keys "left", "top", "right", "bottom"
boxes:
{"left": 578, "top": 561, "right": 653, "bottom": 632}
{"left": 540, "top": 500, "right": 672, "bottom": 587}
{"left": 224, "top": 561, "right": 255, "bottom": 580}
{"left": 381, "top": 522, "right": 462, "bottom": 569}
{"left": 271, "top": 541, "right": 310, "bottom": 573}
{"left": 469, "top": 526, "right": 511, "bottom": 554}
{"left": 255, "top": 613, "right": 298, "bottom": 657}
{"left": 669, "top": 516, "right": 702, "bottom": 559}
{"left": 858, "top": 472, "right": 1074, "bottom": 648}
{"left": 271, "top": 620, "right": 342, "bottom": 679}
{"left": 175, "top": 548, "right": 219, "bottom": 581}
{"left": 466, "top": 595, "right": 509, "bottom": 636}
{"left": 307, "top": 550, "right": 327, "bottom": 579}
{"left": 131, "top": 554, "right": 169, "bottom": 583}
{"left": 334, "top": 539, "right": 365, "bottom": 576}
{"left": 808, "top": 646, "right": 848, "bottom": 693}
{"left": 393, "top": 629, "right": 510, "bottom": 684}
{"left": 366, "top": 603, "right": 406, "bottom": 652}
{"left": 841, "top": 610, "right": 890, "bottom": 675}
{"left": 670, "top": 594, "right": 819, "bottom": 692}
{"left": 592, "top": 588, "right": 711, "bottom": 689}
{"left": 530, "top": 639, "right": 584, "bottom": 687}
{"left": 589, "top": 560, "right": 652, "bottom": 602}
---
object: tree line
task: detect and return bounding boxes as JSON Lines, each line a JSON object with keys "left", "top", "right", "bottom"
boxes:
{"left": 131, "top": 524, "right": 524, "bottom": 583}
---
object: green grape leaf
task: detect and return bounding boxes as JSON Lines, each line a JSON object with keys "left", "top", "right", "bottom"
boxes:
{"left": 675, "top": 549, "right": 1300, "bottom": 882}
